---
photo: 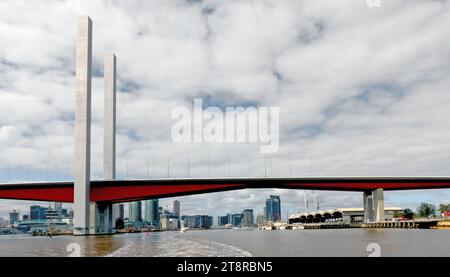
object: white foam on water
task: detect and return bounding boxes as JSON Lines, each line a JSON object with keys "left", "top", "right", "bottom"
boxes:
{"left": 104, "top": 233, "right": 252, "bottom": 257}
{"left": 153, "top": 235, "right": 253, "bottom": 257}
{"left": 104, "top": 241, "right": 138, "bottom": 257}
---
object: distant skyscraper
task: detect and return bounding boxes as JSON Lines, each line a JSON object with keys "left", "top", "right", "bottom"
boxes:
{"left": 160, "top": 214, "right": 170, "bottom": 230}
{"left": 0, "top": 217, "right": 7, "bottom": 228}
{"left": 184, "top": 215, "right": 213, "bottom": 229}
{"left": 9, "top": 210, "right": 19, "bottom": 226}
{"left": 113, "top": 204, "right": 124, "bottom": 221}
{"left": 129, "top": 201, "right": 142, "bottom": 223}
{"left": 144, "top": 199, "right": 160, "bottom": 227}
{"left": 218, "top": 216, "right": 228, "bottom": 226}
{"left": 54, "top": 202, "right": 63, "bottom": 217}
{"left": 169, "top": 218, "right": 179, "bottom": 230}
{"left": 231, "top": 213, "right": 243, "bottom": 226}
{"left": 265, "top": 195, "right": 281, "bottom": 222}
{"left": 30, "top": 206, "right": 47, "bottom": 220}
{"left": 256, "top": 213, "right": 266, "bottom": 225}
{"left": 206, "top": 216, "right": 213, "bottom": 228}
{"left": 242, "top": 209, "right": 254, "bottom": 227}
{"left": 227, "top": 213, "right": 232, "bottom": 224}
{"left": 173, "top": 200, "right": 180, "bottom": 219}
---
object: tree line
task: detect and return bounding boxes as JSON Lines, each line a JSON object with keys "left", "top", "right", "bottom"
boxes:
{"left": 401, "top": 203, "right": 450, "bottom": 219}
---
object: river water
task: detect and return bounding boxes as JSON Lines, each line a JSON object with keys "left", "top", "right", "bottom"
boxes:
{"left": 0, "top": 229, "right": 449, "bottom": 257}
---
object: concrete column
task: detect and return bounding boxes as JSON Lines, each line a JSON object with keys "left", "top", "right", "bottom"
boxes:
{"left": 93, "top": 53, "right": 117, "bottom": 234}
{"left": 363, "top": 191, "right": 374, "bottom": 222}
{"left": 73, "top": 16, "right": 92, "bottom": 236}
{"left": 373, "top": 188, "right": 385, "bottom": 222}
{"left": 104, "top": 53, "right": 116, "bottom": 181}
{"left": 90, "top": 202, "right": 113, "bottom": 234}
{"left": 103, "top": 53, "right": 116, "bottom": 232}
{"left": 89, "top": 54, "right": 117, "bottom": 235}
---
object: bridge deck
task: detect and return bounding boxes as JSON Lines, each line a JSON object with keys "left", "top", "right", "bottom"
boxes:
{"left": 1, "top": 176, "right": 450, "bottom": 203}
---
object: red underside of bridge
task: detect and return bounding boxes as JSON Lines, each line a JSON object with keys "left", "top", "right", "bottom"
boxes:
{"left": 1, "top": 177, "right": 450, "bottom": 203}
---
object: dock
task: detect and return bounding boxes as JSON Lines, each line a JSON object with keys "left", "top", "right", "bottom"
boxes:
{"left": 288, "top": 219, "right": 449, "bottom": 230}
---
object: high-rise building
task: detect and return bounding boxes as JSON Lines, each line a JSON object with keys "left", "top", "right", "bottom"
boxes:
{"left": 160, "top": 214, "right": 170, "bottom": 230}
{"left": 227, "top": 213, "right": 232, "bottom": 224}
{"left": 9, "top": 210, "right": 19, "bottom": 226}
{"left": 0, "top": 217, "right": 8, "bottom": 228}
{"left": 30, "top": 206, "right": 47, "bottom": 220}
{"left": 113, "top": 204, "right": 124, "bottom": 222}
{"left": 169, "top": 218, "right": 179, "bottom": 230}
{"left": 45, "top": 209, "right": 59, "bottom": 220}
{"left": 206, "top": 216, "right": 213, "bottom": 228}
{"left": 231, "top": 213, "right": 243, "bottom": 226}
{"left": 129, "top": 201, "right": 142, "bottom": 223}
{"left": 144, "top": 199, "right": 160, "bottom": 227}
{"left": 61, "top": 208, "right": 68, "bottom": 217}
{"left": 54, "top": 202, "right": 63, "bottom": 217}
{"left": 173, "top": 200, "right": 180, "bottom": 219}
{"left": 184, "top": 215, "right": 213, "bottom": 229}
{"left": 118, "top": 204, "right": 124, "bottom": 219}
{"left": 242, "top": 209, "right": 254, "bottom": 227}
{"left": 256, "top": 213, "right": 266, "bottom": 225}
{"left": 217, "top": 216, "right": 228, "bottom": 226}
{"left": 265, "top": 195, "right": 281, "bottom": 222}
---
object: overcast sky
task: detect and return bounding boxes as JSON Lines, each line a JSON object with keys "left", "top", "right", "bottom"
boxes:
{"left": 1, "top": 0, "right": 450, "bottom": 221}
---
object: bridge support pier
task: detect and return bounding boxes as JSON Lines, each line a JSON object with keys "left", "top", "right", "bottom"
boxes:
{"left": 363, "top": 191, "right": 374, "bottom": 222}
{"left": 373, "top": 188, "right": 385, "bottom": 222}
{"left": 89, "top": 202, "right": 114, "bottom": 234}
{"left": 363, "top": 188, "right": 385, "bottom": 222}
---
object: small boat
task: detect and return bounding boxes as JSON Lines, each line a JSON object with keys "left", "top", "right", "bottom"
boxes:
{"left": 262, "top": 225, "right": 275, "bottom": 230}
{"left": 180, "top": 227, "right": 188, "bottom": 233}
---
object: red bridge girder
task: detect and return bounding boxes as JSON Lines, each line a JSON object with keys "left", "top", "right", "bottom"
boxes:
{"left": 1, "top": 177, "right": 450, "bottom": 203}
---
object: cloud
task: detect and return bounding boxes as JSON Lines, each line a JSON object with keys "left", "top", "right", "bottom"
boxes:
{"left": 1, "top": 0, "right": 450, "bottom": 219}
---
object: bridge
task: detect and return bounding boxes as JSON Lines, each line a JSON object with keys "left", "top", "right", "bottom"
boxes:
{"left": 1, "top": 176, "right": 450, "bottom": 203}
{"left": 1, "top": 176, "right": 450, "bottom": 234}
{"left": 1, "top": 16, "right": 450, "bottom": 235}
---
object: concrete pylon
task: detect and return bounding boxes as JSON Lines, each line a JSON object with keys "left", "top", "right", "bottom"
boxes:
{"left": 104, "top": 53, "right": 116, "bottom": 180}
{"left": 73, "top": 16, "right": 92, "bottom": 236}
{"left": 363, "top": 191, "right": 374, "bottom": 222}
{"left": 89, "top": 53, "right": 117, "bottom": 235}
{"left": 90, "top": 202, "right": 113, "bottom": 234}
{"left": 363, "top": 189, "right": 385, "bottom": 222}
{"left": 373, "top": 188, "right": 385, "bottom": 222}
{"left": 104, "top": 53, "right": 121, "bottom": 228}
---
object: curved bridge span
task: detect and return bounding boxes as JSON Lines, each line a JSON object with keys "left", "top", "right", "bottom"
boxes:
{"left": 1, "top": 176, "right": 450, "bottom": 204}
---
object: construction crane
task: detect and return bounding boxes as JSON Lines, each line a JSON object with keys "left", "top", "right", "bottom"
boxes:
{"left": 303, "top": 190, "right": 309, "bottom": 213}
{"left": 312, "top": 191, "right": 320, "bottom": 211}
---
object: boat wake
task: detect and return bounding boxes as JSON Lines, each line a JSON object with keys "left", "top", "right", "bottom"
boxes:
{"left": 104, "top": 233, "right": 252, "bottom": 257}
{"left": 104, "top": 241, "right": 139, "bottom": 257}
{"left": 154, "top": 235, "right": 253, "bottom": 257}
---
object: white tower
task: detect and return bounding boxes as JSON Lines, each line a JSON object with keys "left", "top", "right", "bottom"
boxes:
{"left": 73, "top": 16, "right": 92, "bottom": 236}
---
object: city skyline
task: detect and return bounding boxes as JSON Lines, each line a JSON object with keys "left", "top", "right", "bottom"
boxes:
{"left": 3, "top": 192, "right": 447, "bottom": 227}
{"left": 1, "top": 188, "right": 449, "bottom": 222}
{"left": 1, "top": 195, "right": 269, "bottom": 226}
